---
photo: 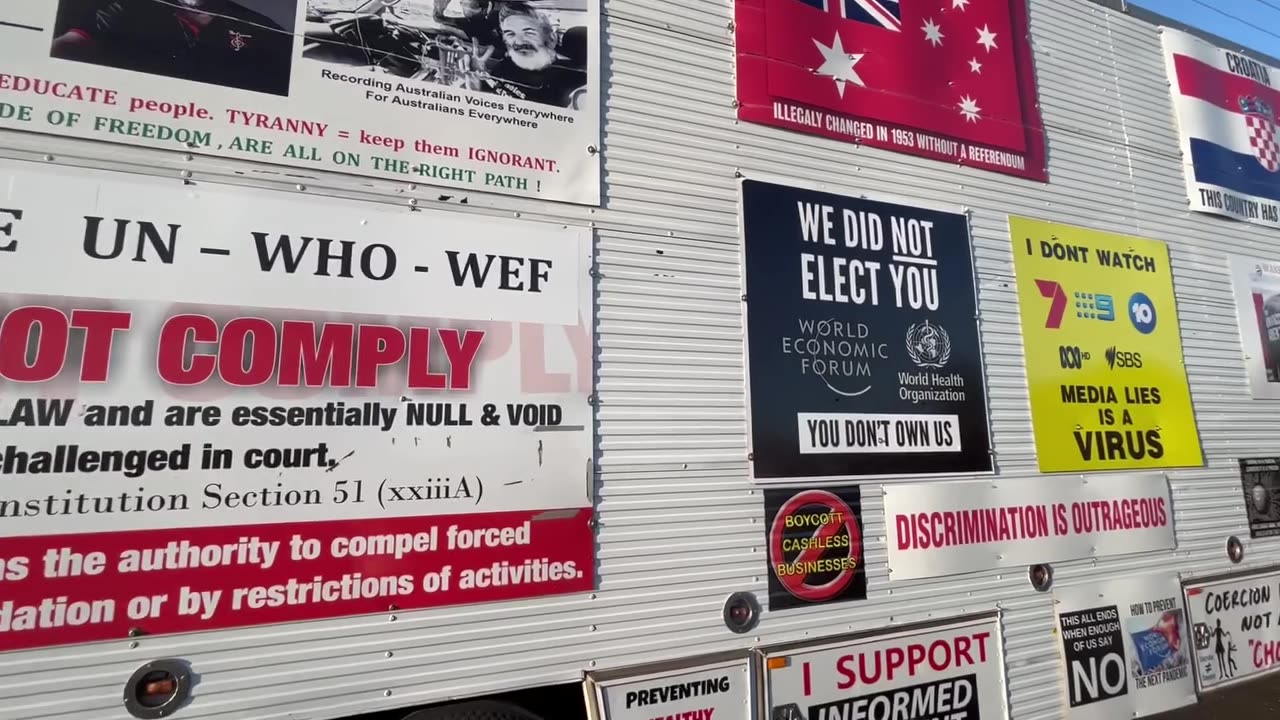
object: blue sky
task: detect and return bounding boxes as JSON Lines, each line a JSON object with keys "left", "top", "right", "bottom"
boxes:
{"left": 1131, "top": 0, "right": 1280, "bottom": 56}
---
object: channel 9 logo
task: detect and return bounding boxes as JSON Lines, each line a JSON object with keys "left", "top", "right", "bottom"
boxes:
{"left": 1036, "top": 280, "right": 1115, "bottom": 329}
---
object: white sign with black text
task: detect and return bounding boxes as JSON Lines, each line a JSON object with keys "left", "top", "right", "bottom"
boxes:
{"left": 1186, "top": 569, "right": 1280, "bottom": 691}
{"left": 1054, "top": 575, "right": 1196, "bottom": 719}
{"left": 594, "top": 658, "right": 753, "bottom": 720}
{"left": 0, "top": 160, "right": 594, "bottom": 537}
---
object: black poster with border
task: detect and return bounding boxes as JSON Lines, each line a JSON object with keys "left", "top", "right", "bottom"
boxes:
{"left": 741, "top": 179, "right": 992, "bottom": 480}
{"left": 764, "top": 486, "right": 867, "bottom": 611}
{"left": 1240, "top": 457, "right": 1280, "bottom": 538}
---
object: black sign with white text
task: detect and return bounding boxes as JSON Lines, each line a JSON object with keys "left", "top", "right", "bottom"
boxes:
{"left": 741, "top": 179, "right": 992, "bottom": 480}
{"left": 1060, "top": 605, "right": 1129, "bottom": 708}
{"left": 803, "top": 674, "right": 981, "bottom": 720}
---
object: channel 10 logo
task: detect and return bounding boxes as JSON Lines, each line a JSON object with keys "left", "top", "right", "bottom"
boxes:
{"left": 1128, "top": 292, "right": 1157, "bottom": 334}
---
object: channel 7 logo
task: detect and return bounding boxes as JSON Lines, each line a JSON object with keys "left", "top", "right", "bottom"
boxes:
{"left": 1036, "top": 280, "right": 1115, "bottom": 329}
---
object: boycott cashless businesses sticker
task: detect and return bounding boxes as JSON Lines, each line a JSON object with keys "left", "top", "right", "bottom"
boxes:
{"left": 765, "top": 487, "right": 867, "bottom": 610}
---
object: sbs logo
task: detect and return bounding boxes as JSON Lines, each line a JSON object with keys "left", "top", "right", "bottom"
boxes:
{"left": 1105, "top": 346, "right": 1143, "bottom": 369}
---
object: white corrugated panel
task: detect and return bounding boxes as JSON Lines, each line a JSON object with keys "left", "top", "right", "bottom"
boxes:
{"left": 0, "top": 0, "right": 1277, "bottom": 719}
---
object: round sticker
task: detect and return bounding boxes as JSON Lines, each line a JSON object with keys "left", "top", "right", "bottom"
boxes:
{"left": 768, "top": 489, "right": 863, "bottom": 603}
{"left": 1128, "top": 292, "right": 1157, "bottom": 334}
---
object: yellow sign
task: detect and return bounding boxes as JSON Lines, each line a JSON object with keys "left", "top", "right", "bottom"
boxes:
{"left": 1009, "top": 216, "right": 1202, "bottom": 472}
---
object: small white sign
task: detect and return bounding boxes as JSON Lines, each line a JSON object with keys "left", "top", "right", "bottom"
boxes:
{"left": 1186, "top": 570, "right": 1280, "bottom": 691}
{"left": 796, "top": 413, "right": 961, "bottom": 454}
{"left": 1055, "top": 575, "right": 1197, "bottom": 719}
{"left": 595, "top": 658, "right": 753, "bottom": 720}
{"left": 1229, "top": 255, "right": 1280, "bottom": 399}
{"left": 883, "top": 474, "right": 1175, "bottom": 580}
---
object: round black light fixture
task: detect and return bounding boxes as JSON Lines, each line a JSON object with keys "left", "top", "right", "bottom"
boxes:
{"left": 1028, "top": 563, "right": 1053, "bottom": 592}
{"left": 1227, "top": 535, "right": 1245, "bottom": 564}
{"left": 723, "top": 591, "right": 761, "bottom": 634}
{"left": 123, "top": 659, "right": 192, "bottom": 719}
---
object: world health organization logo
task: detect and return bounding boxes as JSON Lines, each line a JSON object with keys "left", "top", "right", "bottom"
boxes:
{"left": 906, "top": 320, "right": 951, "bottom": 369}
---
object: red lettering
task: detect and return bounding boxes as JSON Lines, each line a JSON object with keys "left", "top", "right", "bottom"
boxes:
{"left": 439, "top": 328, "right": 485, "bottom": 390}
{"left": 0, "top": 306, "right": 68, "bottom": 382}
{"left": 278, "top": 321, "right": 354, "bottom": 387}
{"left": 1253, "top": 639, "right": 1280, "bottom": 670}
{"left": 563, "top": 320, "right": 591, "bottom": 393}
{"left": 907, "top": 643, "right": 926, "bottom": 675}
{"left": 218, "top": 318, "right": 276, "bottom": 386}
{"left": 954, "top": 635, "right": 973, "bottom": 666}
{"left": 0, "top": 307, "right": 131, "bottom": 383}
{"left": 922, "top": 512, "right": 938, "bottom": 549}
{"left": 406, "top": 327, "right": 447, "bottom": 390}
{"left": 520, "top": 323, "right": 567, "bottom": 392}
{"left": 835, "top": 655, "right": 856, "bottom": 690}
{"left": 928, "top": 639, "right": 951, "bottom": 671}
{"left": 885, "top": 647, "right": 905, "bottom": 680}
{"left": 71, "top": 310, "right": 131, "bottom": 382}
{"left": 943, "top": 511, "right": 957, "bottom": 547}
{"left": 157, "top": 314, "right": 218, "bottom": 385}
{"left": 355, "top": 324, "right": 406, "bottom": 388}
{"left": 895, "top": 515, "right": 912, "bottom": 550}
{"left": 973, "top": 631, "right": 990, "bottom": 662}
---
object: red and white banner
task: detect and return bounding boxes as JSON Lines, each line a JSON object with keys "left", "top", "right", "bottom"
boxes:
{"left": 734, "top": 0, "right": 1046, "bottom": 179}
{"left": 1162, "top": 28, "right": 1280, "bottom": 228}
{"left": 0, "top": 160, "right": 595, "bottom": 651}
{"left": 883, "top": 473, "right": 1175, "bottom": 580}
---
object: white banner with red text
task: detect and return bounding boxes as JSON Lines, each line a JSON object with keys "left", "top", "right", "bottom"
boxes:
{"left": 883, "top": 474, "right": 1175, "bottom": 580}
{"left": 0, "top": 0, "right": 599, "bottom": 205}
{"left": 1186, "top": 569, "right": 1280, "bottom": 692}
{"left": 0, "top": 160, "right": 594, "bottom": 651}
{"left": 763, "top": 616, "right": 1007, "bottom": 720}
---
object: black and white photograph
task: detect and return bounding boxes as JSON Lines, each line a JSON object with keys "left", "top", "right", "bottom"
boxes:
{"left": 302, "top": 0, "right": 589, "bottom": 109}
{"left": 50, "top": 0, "right": 298, "bottom": 96}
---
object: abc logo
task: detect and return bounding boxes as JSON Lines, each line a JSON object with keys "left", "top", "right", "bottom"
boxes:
{"left": 1128, "top": 292, "right": 1157, "bottom": 334}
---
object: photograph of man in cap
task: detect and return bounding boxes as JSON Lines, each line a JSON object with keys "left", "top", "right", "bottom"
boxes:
{"left": 463, "top": 0, "right": 586, "bottom": 108}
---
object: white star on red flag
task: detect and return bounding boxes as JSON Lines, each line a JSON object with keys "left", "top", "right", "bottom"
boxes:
{"left": 977, "top": 24, "right": 998, "bottom": 52}
{"left": 813, "top": 32, "right": 866, "bottom": 98}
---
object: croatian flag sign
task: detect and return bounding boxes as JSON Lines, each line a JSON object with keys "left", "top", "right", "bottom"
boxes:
{"left": 1163, "top": 28, "right": 1280, "bottom": 228}
{"left": 734, "top": 0, "right": 1046, "bottom": 180}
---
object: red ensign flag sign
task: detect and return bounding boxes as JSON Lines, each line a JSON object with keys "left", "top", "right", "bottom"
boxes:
{"left": 735, "top": 0, "right": 1046, "bottom": 179}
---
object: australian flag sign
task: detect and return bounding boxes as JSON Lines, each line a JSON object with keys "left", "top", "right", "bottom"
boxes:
{"left": 734, "top": 0, "right": 1047, "bottom": 180}
{"left": 796, "top": 0, "right": 903, "bottom": 31}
